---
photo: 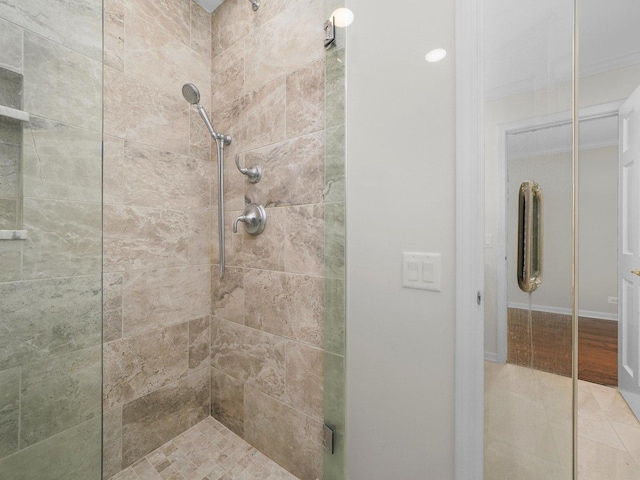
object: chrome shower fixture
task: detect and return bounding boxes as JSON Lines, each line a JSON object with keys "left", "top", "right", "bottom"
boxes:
{"left": 181, "top": 82, "right": 200, "bottom": 105}
{"left": 182, "top": 82, "right": 231, "bottom": 277}
{"left": 235, "top": 154, "right": 262, "bottom": 183}
{"left": 233, "top": 204, "right": 267, "bottom": 235}
{"left": 182, "top": 83, "right": 231, "bottom": 146}
{"left": 248, "top": 0, "right": 260, "bottom": 11}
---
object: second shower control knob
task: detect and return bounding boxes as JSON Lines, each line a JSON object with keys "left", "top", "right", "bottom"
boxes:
{"left": 233, "top": 204, "right": 267, "bottom": 235}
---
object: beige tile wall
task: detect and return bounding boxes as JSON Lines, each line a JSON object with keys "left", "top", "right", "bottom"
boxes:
{"left": 102, "top": 0, "right": 214, "bottom": 477}
{"left": 0, "top": 0, "right": 104, "bottom": 478}
{"left": 103, "top": 0, "right": 343, "bottom": 478}
{"left": 209, "top": 1, "right": 333, "bottom": 479}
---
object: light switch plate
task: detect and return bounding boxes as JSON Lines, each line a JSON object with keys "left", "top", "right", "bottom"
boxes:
{"left": 402, "top": 252, "right": 442, "bottom": 291}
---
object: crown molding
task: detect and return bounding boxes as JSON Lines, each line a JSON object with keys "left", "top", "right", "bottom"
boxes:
{"left": 485, "top": 51, "right": 640, "bottom": 101}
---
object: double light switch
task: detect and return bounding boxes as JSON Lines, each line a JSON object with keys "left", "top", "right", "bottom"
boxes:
{"left": 402, "top": 252, "right": 442, "bottom": 291}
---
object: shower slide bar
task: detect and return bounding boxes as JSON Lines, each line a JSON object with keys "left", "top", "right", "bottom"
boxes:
{"left": 517, "top": 180, "right": 543, "bottom": 293}
{"left": 182, "top": 83, "right": 231, "bottom": 277}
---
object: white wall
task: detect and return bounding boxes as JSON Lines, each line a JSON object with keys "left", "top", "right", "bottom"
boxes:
{"left": 345, "top": 0, "right": 456, "bottom": 478}
{"left": 578, "top": 146, "right": 618, "bottom": 315}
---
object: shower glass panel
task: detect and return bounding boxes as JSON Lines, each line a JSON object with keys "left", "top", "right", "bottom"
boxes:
{"left": 0, "top": 0, "right": 103, "bottom": 479}
{"left": 575, "top": 0, "right": 640, "bottom": 475}
{"left": 483, "top": 0, "right": 575, "bottom": 477}
{"left": 323, "top": 0, "right": 347, "bottom": 478}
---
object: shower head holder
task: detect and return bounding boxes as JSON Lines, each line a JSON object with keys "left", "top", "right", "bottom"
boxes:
{"left": 235, "top": 155, "right": 262, "bottom": 183}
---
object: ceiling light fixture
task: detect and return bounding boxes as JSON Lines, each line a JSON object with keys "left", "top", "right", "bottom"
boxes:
{"left": 331, "top": 8, "right": 355, "bottom": 27}
{"left": 425, "top": 48, "right": 447, "bottom": 63}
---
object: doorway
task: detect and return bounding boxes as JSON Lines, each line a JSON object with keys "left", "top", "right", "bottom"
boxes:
{"left": 492, "top": 107, "right": 620, "bottom": 389}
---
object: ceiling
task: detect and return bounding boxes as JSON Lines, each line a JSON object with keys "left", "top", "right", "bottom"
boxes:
{"left": 195, "top": 0, "right": 223, "bottom": 13}
{"left": 484, "top": 0, "right": 640, "bottom": 99}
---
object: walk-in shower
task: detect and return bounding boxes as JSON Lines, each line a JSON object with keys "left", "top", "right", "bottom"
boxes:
{"left": 0, "top": 0, "right": 346, "bottom": 478}
{"left": 182, "top": 82, "right": 231, "bottom": 277}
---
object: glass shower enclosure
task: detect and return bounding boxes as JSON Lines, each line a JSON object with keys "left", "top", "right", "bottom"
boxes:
{"left": 0, "top": 0, "right": 103, "bottom": 478}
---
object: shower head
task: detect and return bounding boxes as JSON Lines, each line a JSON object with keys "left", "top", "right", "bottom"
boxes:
{"left": 182, "top": 83, "right": 201, "bottom": 105}
{"left": 182, "top": 82, "right": 231, "bottom": 146}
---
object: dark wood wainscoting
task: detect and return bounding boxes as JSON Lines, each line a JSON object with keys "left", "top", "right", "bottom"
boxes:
{"left": 507, "top": 308, "right": 618, "bottom": 386}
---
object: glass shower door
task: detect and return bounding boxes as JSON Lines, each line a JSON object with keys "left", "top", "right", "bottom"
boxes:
{"left": 483, "top": 0, "right": 576, "bottom": 477}
{"left": 0, "top": 0, "right": 103, "bottom": 478}
{"left": 323, "top": 0, "right": 347, "bottom": 478}
{"left": 575, "top": 1, "right": 640, "bottom": 477}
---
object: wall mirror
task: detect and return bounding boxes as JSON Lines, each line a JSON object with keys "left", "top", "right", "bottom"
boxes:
{"left": 482, "top": 0, "right": 640, "bottom": 478}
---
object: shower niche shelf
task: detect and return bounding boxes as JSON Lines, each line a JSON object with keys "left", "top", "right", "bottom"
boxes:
{"left": 0, "top": 104, "right": 29, "bottom": 123}
{"left": 0, "top": 66, "right": 28, "bottom": 239}
{"left": 0, "top": 230, "right": 27, "bottom": 240}
{"left": 0, "top": 67, "right": 28, "bottom": 121}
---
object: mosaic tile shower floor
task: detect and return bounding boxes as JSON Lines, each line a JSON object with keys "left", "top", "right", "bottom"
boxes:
{"left": 109, "top": 417, "right": 298, "bottom": 480}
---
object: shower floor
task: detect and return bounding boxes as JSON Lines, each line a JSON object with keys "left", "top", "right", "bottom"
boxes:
{"left": 486, "top": 361, "right": 640, "bottom": 479}
{"left": 109, "top": 417, "right": 298, "bottom": 480}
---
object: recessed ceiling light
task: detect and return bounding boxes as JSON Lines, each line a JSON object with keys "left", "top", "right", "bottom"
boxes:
{"left": 332, "top": 8, "right": 355, "bottom": 27}
{"left": 425, "top": 48, "right": 447, "bottom": 63}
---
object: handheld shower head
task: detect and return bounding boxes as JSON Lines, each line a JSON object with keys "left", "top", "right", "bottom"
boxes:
{"left": 182, "top": 83, "right": 200, "bottom": 105}
{"left": 182, "top": 83, "right": 231, "bottom": 146}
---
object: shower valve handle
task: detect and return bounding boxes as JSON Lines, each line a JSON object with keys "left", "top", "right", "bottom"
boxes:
{"left": 232, "top": 215, "right": 247, "bottom": 233}
{"left": 235, "top": 155, "right": 262, "bottom": 183}
{"left": 233, "top": 204, "right": 267, "bottom": 235}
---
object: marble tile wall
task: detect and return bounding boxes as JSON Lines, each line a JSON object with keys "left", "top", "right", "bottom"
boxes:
{"left": 0, "top": 417, "right": 102, "bottom": 480}
{"left": 102, "top": 1, "right": 214, "bottom": 477}
{"left": 0, "top": 1, "right": 104, "bottom": 478}
{"left": 0, "top": 0, "right": 103, "bottom": 62}
{"left": 209, "top": 0, "right": 345, "bottom": 479}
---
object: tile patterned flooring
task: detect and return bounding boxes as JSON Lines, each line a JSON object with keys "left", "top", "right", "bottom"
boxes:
{"left": 109, "top": 417, "right": 298, "bottom": 480}
{"left": 109, "top": 363, "right": 640, "bottom": 480}
{"left": 486, "top": 361, "right": 640, "bottom": 479}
